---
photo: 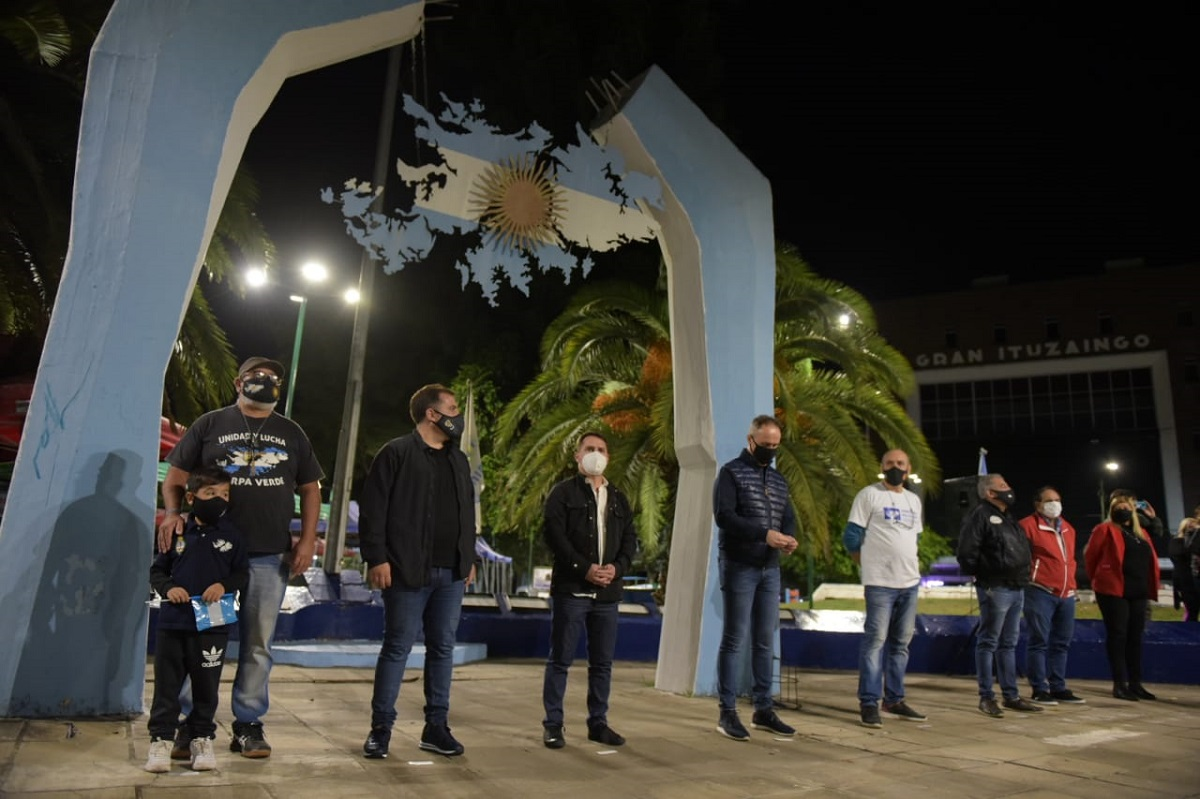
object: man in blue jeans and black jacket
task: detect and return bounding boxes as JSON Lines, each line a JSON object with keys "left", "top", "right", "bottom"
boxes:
{"left": 713, "top": 414, "right": 799, "bottom": 741}
{"left": 359, "top": 383, "right": 478, "bottom": 759}
{"left": 957, "top": 473, "right": 1044, "bottom": 718}
{"left": 541, "top": 431, "right": 638, "bottom": 749}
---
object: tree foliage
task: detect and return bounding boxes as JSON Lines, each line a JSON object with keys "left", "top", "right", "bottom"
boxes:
{"left": 492, "top": 243, "right": 941, "bottom": 577}
{"left": 0, "top": 0, "right": 273, "bottom": 423}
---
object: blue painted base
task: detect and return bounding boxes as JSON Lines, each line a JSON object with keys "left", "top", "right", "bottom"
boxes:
{"left": 148, "top": 603, "right": 1200, "bottom": 685}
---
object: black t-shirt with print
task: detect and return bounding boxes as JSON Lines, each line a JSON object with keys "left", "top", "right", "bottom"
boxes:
{"left": 167, "top": 405, "right": 325, "bottom": 554}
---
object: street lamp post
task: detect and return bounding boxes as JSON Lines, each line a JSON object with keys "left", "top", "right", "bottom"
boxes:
{"left": 245, "top": 259, "right": 348, "bottom": 420}
{"left": 284, "top": 295, "right": 307, "bottom": 418}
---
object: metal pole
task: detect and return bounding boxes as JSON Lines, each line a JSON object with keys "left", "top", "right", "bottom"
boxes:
{"left": 324, "top": 45, "right": 403, "bottom": 576}
{"left": 284, "top": 296, "right": 307, "bottom": 418}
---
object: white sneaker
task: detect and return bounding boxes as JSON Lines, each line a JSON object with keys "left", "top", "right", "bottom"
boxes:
{"left": 144, "top": 739, "right": 172, "bottom": 773}
{"left": 189, "top": 736, "right": 216, "bottom": 771}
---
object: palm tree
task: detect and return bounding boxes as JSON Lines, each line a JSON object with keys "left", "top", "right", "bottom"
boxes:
{"left": 0, "top": 1, "right": 273, "bottom": 422}
{"left": 492, "top": 243, "right": 940, "bottom": 564}
{"left": 492, "top": 278, "right": 675, "bottom": 559}
{"left": 771, "top": 243, "right": 940, "bottom": 558}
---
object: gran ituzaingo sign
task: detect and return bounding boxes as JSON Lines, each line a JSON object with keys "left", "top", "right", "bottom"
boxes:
{"left": 914, "top": 334, "right": 1151, "bottom": 369}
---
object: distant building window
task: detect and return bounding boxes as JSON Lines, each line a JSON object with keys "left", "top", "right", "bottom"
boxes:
{"left": 945, "top": 330, "right": 958, "bottom": 349}
{"left": 1045, "top": 318, "right": 1060, "bottom": 340}
{"left": 1179, "top": 308, "right": 1195, "bottom": 327}
{"left": 918, "top": 367, "right": 1156, "bottom": 441}
{"left": 994, "top": 325, "right": 1007, "bottom": 345}
{"left": 1186, "top": 358, "right": 1199, "bottom": 383}
{"left": 1098, "top": 313, "right": 1114, "bottom": 335}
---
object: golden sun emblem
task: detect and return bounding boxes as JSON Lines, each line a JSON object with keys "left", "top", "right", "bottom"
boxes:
{"left": 468, "top": 155, "right": 564, "bottom": 252}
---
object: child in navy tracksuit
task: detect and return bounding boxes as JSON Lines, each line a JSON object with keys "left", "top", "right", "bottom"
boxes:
{"left": 145, "top": 465, "right": 248, "bottom": 773}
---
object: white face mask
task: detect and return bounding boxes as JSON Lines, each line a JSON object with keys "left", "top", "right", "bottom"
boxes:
{"left": 580, "top": 451, "right": 608, "bottom": 477}
{"left": 1040, "top": 500, "right": 1062, "bottom": 519}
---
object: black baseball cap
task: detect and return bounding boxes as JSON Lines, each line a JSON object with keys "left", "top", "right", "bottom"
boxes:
{"left": 237, "top": 356, "right": 286, "bottom": 377}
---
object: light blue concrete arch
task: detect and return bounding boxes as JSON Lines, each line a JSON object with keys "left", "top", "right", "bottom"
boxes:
{"left": 0, "top": 0, "right": 426, "bottom": 717}
{"left": 0, "top": 2, "right": 776, "bottom": 717}
{"left": 594, "top": 69, "right": 775, "bottom": 696}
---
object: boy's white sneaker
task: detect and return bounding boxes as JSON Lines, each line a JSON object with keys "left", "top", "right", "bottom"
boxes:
{"left": 144, "top": 739, "right": 172, "bottom": 773}
{"left": 189, "top": 736, "right": 217, "bottom": 771}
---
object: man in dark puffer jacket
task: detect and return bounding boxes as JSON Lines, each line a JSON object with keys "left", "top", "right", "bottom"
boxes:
{"left": 713, "top": 414, "right": 799, "bottom": 742}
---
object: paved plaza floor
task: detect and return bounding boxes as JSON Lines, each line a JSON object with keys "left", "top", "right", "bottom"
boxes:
{"left": 1, "top": 658, "right": 1198, "bottom": 797}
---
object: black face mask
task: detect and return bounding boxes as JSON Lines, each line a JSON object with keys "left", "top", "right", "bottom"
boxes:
{"left": 435, "top": 412, "right": 464, "bottom": 441}
{"left": 241, "top": 375, "right": 281, "bottom": 404}
{"left": 190, "top": 496, "right": 228, "bottom": 526}
{"left": 991, "top": 489, "right": 1015, "bottom": 507}
{"left": 883, "top": 467, "right": 906, "bottom": 487}
{"left": 1112, "top": 508, "right": 1134, "bottom": 525}
{"left": 752, "top": 445, "right": 777, "bottom": 465}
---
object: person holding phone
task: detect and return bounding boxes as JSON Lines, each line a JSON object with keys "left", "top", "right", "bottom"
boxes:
{"left": 1086, "top": 493, "right": 1161, "bottom": 701}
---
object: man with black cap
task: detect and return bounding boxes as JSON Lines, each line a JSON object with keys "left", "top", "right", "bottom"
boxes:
{"left": 158, "top": 356, "right": 324, "bottom": 759}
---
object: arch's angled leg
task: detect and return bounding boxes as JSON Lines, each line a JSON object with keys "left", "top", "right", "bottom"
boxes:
{"left": 0, "top": 0, "right": 424, "bottom": 717}
{"left": 594, "top": 67, "right": 777, "bottom": 696}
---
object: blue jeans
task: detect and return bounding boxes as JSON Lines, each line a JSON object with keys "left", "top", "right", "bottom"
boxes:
{"left": 716, "top": 557, "right": 780, "bottom": 712}
{"left": 858, "top": 584, "right": 919, "bottom": 707}
{"left": 542, "top": 595, "right": 619, "bottom": 728}
{"left": 231, "top": 553, "right": 290, "bottom": 724}
{"left": 1023, "top": 586, "right": 1075, "bottom": 693}
{"left": 975, "top": 585, "right": 1024, "bottom": 701}
{"left": 370, "top": 567, "right": 465, "bottom": 729}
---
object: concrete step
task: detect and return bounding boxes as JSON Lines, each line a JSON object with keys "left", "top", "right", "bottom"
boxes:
{"left": 224, "top": 640, "right": 488, "bottom": 669}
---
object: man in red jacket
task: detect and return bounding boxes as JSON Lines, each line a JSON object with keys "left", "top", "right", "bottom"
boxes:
{"left": 1018, "top": 487, "right": 1085, "bottom": 705}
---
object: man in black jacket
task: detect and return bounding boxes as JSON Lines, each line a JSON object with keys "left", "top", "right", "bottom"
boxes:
{"left": 956, "top": 473, "right": 1043, "bottom": 718}
{"left": 541, "top": 432, "right": 638, "bottom": 750}
{"left": 358, "top": 384, "right": 478, "bottom": 760}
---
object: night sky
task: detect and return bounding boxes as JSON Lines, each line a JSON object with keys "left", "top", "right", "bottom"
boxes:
{"left": 215, "top": 3, "right": 1198, "bottom": 462}
{"left": 236, "top": 4, "right": 1197, "bottom": 304}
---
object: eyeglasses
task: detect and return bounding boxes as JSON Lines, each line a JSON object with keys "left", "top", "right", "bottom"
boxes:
{"left": 242, "top": 370, "right": 282, "bottom": 385}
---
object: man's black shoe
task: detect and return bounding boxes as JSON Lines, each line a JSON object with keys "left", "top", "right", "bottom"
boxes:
{"left": 717, "top": 709, "right": 750, "bottom": 741}
{"left": 1031, "top": 691, "right": 1059, "bottom": 706}
{"left": 543, "top": 724, "right": 565, "bottom": 749}
{"left": 1050, "top": 689, "right": 1086, "bottom": 704}
{"left": 170, "top": 727, "right": 192, "bottom": 760}
{"left": 1002, "top": 697, "right": 1044, "bottom": 713}
{"left": 363, "top": 727, "right": 391, "bottom": 759}
{"left": 882, "top": 701, "right": 927, "bottom": 722}
{"left": 587, "top": 724, "right": 625, "bottom": 746}
{"left": 751, "top": 709, "right": 796, "bottom": 735}
{"left": 419, "top": 723, "right": 465, "bottom": 756}
{"left": 229, "top": 721, "right": 272, "bottom": 758}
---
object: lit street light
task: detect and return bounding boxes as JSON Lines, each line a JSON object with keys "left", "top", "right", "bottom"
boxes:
{"left": 243, "top": 261, "right": 357, "bottom": 418}
{"left": 1099, "top": 459, "right": 1120, "bottom": 519}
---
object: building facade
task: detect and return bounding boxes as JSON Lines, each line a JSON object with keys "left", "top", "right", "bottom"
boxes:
{"left": 873, "top": 262, "right": 1199, "bottom": 544}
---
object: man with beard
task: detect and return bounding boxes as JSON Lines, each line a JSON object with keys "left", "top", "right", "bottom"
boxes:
{"left": 359, "top": 384, "right": 478, "bottom": 759}
{"left": 158, "top": 357, "right": 324, "bottom": 759}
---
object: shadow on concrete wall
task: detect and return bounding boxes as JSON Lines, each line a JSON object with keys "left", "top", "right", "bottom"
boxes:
{"left": 8, "top": 451, "right": 152, "bottom": 717}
